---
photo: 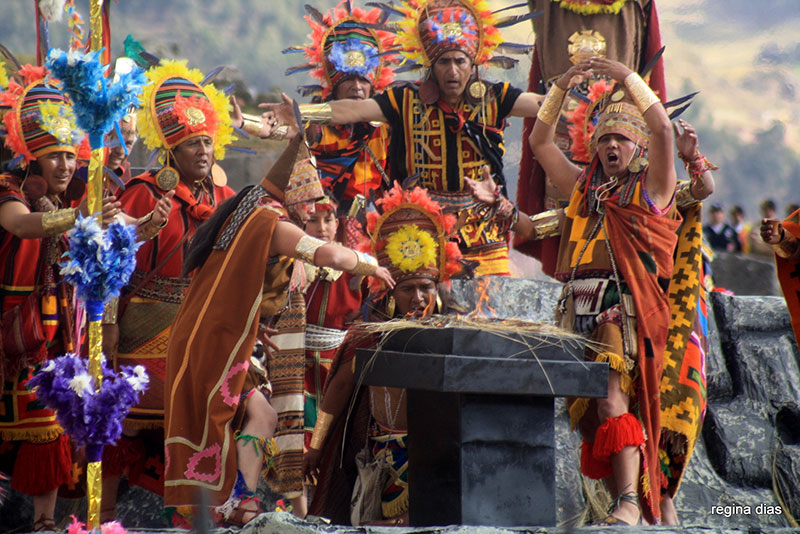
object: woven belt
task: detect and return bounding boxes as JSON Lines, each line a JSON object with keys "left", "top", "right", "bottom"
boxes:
{"left": 305, "top": 324, "right": 347, "bottom": 352}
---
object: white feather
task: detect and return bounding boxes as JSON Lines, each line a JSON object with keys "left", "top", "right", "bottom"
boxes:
{"left": 38, "top": 0, "right": 67, "bottom": 23}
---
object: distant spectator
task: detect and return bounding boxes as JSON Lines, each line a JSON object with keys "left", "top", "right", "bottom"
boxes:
{"left": 729, "top": 205, "right": 749, "bottom": 253}
{"left": 786, "top": 203, "right": 800, "bottom": 218}
{"left": 703, "top": 204, "right": 738, "bottom": 252}
{"left": 751, "top": 199, "right": 780, "bottom": 256}
{"left": 761, "top": 199, "right": 777, "bottom": 220}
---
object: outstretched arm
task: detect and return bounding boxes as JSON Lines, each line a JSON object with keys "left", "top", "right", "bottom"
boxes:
{"left": 674, "top": 119, "right": 715, "bottom": 201}
{"left": 0, "top": 195, "right": 122, "bottom": 239}
{"left": 509, "top": 91, "right": 544, "bottom": 118}
{"left": 465, "top": 166, "right": 565, "bottom": 241}
{"left": 259, "top": 93, "right": 387, "bottom": 128}
{"left": 270, "top": 220, "right": 394, "bottom": 288}
{"left": 529, "top": 63, "right": 591, "bottom": 198}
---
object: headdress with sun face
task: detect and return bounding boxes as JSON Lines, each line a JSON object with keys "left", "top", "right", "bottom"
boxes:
{"left": 567, "top": 80, "right": 650, "bottom": 164}
{"left": 0, "top": 64, "right": 84, "bottom": 167}
{"left": 136, "top": 60, "right": 233, "bottom": 162}
{"left": 389, "top": 0, "right": 534, "bottom": 70}
{"left": 360, "top": 183, "right": 462, "bottom": 292}
{"left": 286, "top": 1, "right": 398, "bottom": 100}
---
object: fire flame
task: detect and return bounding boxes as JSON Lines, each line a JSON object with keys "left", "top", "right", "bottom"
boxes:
{"left": 470, "top": 276, "right": 498, "bottom": 319}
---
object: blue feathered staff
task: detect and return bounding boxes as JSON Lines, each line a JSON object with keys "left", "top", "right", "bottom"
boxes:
{"left": 29, "top": 215, "right": 144, "bottom": 529}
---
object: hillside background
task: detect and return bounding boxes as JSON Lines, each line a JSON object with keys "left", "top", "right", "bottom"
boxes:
{"left": 2, "top": 0, "right": 799, "bottom": 224}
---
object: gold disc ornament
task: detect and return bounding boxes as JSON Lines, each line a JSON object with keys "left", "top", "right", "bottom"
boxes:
{"left": 155, "top": 166, "right": 180, "bottom": 191}
{"left": 468, "top": 80, "right": 487, "bottom": 100}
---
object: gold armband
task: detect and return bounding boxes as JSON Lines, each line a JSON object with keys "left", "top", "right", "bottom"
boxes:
{"left": 309, "top": 410, "right": 335, "bottom": 450}
{"left": 674, "top": 181, "right": 699, "bottom": 210}
{"left": 536, "top": 84, "right": 566, "bottom": 126}
{"left": 136, "top": 211, "right": 167, "bottom": 241}
{"left": 295, "top": 234, "right": 327, "bottom": 263}
{"left": 352, "top": 250, "right": 378, "bottom": 276}
{"left": 299, "top": 103, "right": 332, "bottom": 124}
{"left": 41, "top": 207, "right": 78, "bottom": 236}
{"left": 529, "top": 210, "right": 561, "bottom": 240}
{"left": 241, "top": 117, "right": 264, "bottom": 138}
{"left": 624, "top": 72, "right": 661, "bottom": 114}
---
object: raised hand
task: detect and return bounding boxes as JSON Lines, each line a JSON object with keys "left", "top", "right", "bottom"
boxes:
{"left": 674, "top": 119, "right": 699, "bottom": 160}
{"left": 99, "top": 195, "right": 122, "bottom": 227}
{"left": 151, "top": 190, "right": 175, "bottom": 227}
{"left": 258, "top": 93, "right": 300, "bottom": 138}
{"left": 587, "top": 57, "right": 633, "bottom": 82}
{"left": 373, "top": 266, "right": 395, "bottom": 289}
{"left": 556, "top": 61, "right": 593, "bottom": 90}
{"left": 760, "top": 219, "right": 784, "bottom": 245}
{"left": 464, "top": 165, "right": 499, "bottom": 205}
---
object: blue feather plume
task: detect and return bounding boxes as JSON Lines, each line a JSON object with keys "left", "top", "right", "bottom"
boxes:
{"left": 45, "top": 48, "right": 147, "bottom": 148}
{"left": 60, "top": 215, "right": 142, "bottom": 303}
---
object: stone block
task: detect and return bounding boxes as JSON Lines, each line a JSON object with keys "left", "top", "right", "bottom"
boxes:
{"left": 448, "top": 277, "right": 562, "bottom": 323}
{"left": 702, "top": 399, "right": 775, "bottom": 488}
{"left": 710, "top": 252, "right": 781, "bottom": 296}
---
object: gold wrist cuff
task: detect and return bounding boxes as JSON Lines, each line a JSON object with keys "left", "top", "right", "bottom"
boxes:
{"left": 536, "top": 84, "right": 567, "bottom": 126}
{"left": 241, "top": 118, "right": 264, "bottom": 138}
{"left": 352, "top": 250, "right": 378, "bottom": 276}
{"left": 295, "top": 235, "right": 327, "bottom": 263}
{"left": 309, "top": 410, "right": 335, "bottom": 450}
{"left": 41, "top": 207, "right": 78, "bottom": 236}
{"left": 675, "top": 181, "right": 699, "bottom": 210}
{"left": 299, "top": 103, "right": 333, "bottom": 124}
{"left": 529, "top": 210, "right": 561, "bottom": 240}
{"left": 624, "top": 72, "right": 660, "bottom": 114}
{"left": 268, "top": 125, "right": 290, "bottom": 140}
{"left": 136, "top": 211, "right": 167, "bottom": 241}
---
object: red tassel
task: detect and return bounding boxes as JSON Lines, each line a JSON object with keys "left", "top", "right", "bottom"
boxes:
{"left": 580, "top": 439, "right": 613, "bottom": 479}
{"left": 11, "top": 433, "right": 71, "bottom": 496}
{"left": 593, "top": 413, "right": 645, "bottom": 460}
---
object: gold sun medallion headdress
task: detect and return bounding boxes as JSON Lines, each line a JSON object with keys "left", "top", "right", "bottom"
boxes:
{"left": 387, "top": 0, "right": 535, "bottom": 70}
{"left": 286, "top": 0, "right": 399, "bottom": 100}
{"left": 137, "top": 60, "right": 234, "bottom": 167}
{"left": 360, "top": 183, "right": 462, "bottom": 292}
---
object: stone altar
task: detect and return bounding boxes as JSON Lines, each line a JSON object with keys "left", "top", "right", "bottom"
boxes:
{"left": 355, "top": 325, "right": 607, "bottom": 527}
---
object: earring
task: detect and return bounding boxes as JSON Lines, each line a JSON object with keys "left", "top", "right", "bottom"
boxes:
{"left": 435, "top": 293, "right": 443, "bottom": 313}
{"left": 155, "top": 151, "right": 179, "bottom": 191}
{"left": 386, "top": 295, "right": 396, "bottom": 317}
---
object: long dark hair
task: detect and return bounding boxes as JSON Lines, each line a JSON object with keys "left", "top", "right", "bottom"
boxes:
{"left": 182, "top": 185, "right": 254, "bottom": 276}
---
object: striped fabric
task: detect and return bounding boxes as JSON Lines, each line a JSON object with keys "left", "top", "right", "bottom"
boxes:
{"left": 153, "top": 77, "right": 209, "bottom": 148}
{"left": 18, "top": 84, "right": 78, "bottom": 159}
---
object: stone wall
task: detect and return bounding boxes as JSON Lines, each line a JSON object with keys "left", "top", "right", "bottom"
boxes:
{"left": 2, "top": 277, "right": 798, "bottom": 530}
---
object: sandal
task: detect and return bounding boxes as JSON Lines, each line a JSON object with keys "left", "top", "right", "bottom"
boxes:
{"left": 33, "top": 516, "right": 56, "bottom": 532}
{"left": 596, "top": 491, "right": 641, "bottom": 526}
{"left": 222, "top": 496, "right": 262, "bottom": 527}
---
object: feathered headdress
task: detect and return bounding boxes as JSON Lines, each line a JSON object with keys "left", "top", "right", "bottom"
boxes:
{"left": 0, "top": 64, "right": 84, "bottom": 166}
{"left": 385, "top": 0, "right": 535, "bottom": 70}
{"left": 360, "top": 183, "right": 461, "bottom": 292}
{"left": 286, "top": 1, "right": 398, "bottom": 99}
{"left": 137, "top": 60, "right": 234, "bottom": 161}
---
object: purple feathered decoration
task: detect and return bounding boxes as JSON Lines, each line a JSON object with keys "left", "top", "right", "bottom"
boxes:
{"left": 45, "top": 48, "right": 146, "bottom": 148}
{"left": 60, "top": 215, "right": 141, "bottom": 303}
{"left": 27, "top": 354, "right": 149, "bottom": 461}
